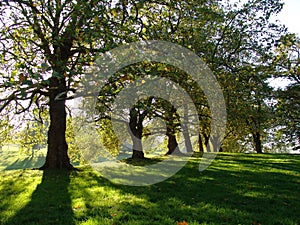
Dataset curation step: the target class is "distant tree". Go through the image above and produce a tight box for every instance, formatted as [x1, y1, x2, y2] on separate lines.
[206, 0, 286, 153]
[14, 117, 48, 157]
[272, 36, 300, 151]
[275, 84, 300, 151]
[0, 114, 13, 150]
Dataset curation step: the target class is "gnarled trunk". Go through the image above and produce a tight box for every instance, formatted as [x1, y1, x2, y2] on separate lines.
[40, 77, 73, 170]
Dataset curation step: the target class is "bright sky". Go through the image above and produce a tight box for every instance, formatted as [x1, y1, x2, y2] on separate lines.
[231, 0, 300, 35]
[268, 0, 300, 88]
[277, 0, 300, 35]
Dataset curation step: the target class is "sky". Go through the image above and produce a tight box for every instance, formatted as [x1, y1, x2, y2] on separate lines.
[268, 0, 300, 88]
[231, 0, 300, 35]
[277, 0, 300, 35]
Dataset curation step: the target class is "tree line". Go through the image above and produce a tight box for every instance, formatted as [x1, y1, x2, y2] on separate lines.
[0, 0, 299, 169]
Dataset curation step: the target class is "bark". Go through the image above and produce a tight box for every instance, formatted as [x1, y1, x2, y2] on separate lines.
[198, 133, 204, 153]
[129, 109, 145, 159]
[164, 104, 181, 155]
[165, 126, 179, 155]
[209, 135, 222, 152]
[131, 130, 144, 159]
[203, 132, 210, 152]
[201, 132, 222, 152]
[182, 126, 193, 153]
[252, 131, 263, 153]
[132, 149, 144, 159]
[182, 105, 193, 153]
[40, 77, 74, 170]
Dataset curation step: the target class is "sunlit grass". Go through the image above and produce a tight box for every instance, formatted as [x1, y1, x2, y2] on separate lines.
[0, 145, 46, 171]
[0, 170, 43, 223]
[0, 153, 299, 225]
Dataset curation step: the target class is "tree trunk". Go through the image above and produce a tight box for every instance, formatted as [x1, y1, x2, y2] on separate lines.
[165, 126, 179, 155]
[203, 133, 210, 152]
[131, 132, 144, 159]
[253, 131, 263, 153]
[132, 149, 144, 159]
[182, 125, 193, 152]
[164, 104, 180, 155]
[40, 77, 74, 170]
[198, 133, 204, 152]
[182, 105, 193, 153]
[129, 109, 145, 159]
[208, 135, 222, 152]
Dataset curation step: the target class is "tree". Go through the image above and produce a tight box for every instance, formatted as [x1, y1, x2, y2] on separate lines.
[154, 100, 181, 155]
[144, 0, 287, 153]
[0, 114, 13, 150]
[14, 118, 47, 156]
[95, 60, 202, 158]
[65, 117, 85, 165]
[272, 36, 300, 151]
[203, 0, 286, 153]
[0, 0, 290, 170]
[142, 97, 182, 156]
[0, 0, 138, 169]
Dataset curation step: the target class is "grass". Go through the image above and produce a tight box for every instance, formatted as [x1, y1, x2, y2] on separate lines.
[0, 145, 46, 171]
[0, 151, 299, 225]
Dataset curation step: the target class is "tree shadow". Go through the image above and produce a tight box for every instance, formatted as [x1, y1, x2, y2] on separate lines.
[84, 154, 300, 225]
[4, 170, 74, 225]
[3, 154, 45, 170]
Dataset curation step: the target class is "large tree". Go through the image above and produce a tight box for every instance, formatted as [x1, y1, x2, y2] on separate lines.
[0, 0, 135, 169]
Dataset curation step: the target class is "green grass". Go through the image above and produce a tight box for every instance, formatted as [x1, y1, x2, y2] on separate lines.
[0, 153, 299, 225]
[0, 145, 46, 171]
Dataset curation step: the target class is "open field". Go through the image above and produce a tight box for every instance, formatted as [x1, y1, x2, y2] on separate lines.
[0, 152, 299, 225]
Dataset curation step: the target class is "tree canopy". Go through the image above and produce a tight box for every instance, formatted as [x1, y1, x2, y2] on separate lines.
[0, 0, 299, 169]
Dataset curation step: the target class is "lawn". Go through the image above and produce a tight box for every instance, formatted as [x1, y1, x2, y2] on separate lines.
[0, 152, 299, 225]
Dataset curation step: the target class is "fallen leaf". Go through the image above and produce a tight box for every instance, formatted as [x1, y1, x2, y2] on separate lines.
[177, 221, 188, 225]
[252, 221, 261, 225]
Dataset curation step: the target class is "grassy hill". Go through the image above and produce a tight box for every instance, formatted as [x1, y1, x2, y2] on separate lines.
[0, 152, 299, 225]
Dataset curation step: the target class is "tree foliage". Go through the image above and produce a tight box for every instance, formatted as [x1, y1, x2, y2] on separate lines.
[0, 0, 298, 167]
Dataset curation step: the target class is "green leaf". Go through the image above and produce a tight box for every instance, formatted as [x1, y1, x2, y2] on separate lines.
[20, 89, 27, 98]
[52, 71, 61, 78]
[22, 80, 33, 86]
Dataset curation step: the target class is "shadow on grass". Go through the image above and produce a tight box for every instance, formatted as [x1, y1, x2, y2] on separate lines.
[121, 157, 164, 166]
[80, 154, 300, 225]
[4, 170, 75, 225]
[1, 154, 299, 225]
[5, 155, 45, 170]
